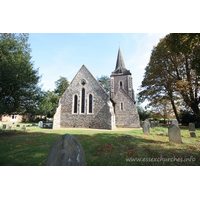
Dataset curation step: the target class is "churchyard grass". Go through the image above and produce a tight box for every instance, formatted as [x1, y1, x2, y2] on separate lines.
[0, 125, 199, 166]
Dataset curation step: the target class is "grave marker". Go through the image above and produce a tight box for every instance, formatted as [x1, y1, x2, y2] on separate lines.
[190, 132, 196, 137]
[38, 121, 43, 128]
[22, 125, 27, 131]
[3, 124, 7, 129]
[171, 119, 179, 127]
[143, 119, 150, 134]
[189, 123, 195, 131]
[46, 134, 85, 166]
[168, 124, 182, 143]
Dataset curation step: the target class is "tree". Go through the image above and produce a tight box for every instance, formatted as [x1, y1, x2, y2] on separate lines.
[37, 77, 69, 118]
[97, 75, 110, 93]
[136, 105, 151, 121]
[0, 33, 42, 116]
[165, 34, 200, 122]
[149, 98, 175, 123]
[54, 76, 69, 96]
[37, 90, 59, 118]
[165, 33, 200, 76]
[138, 38, 181, 122]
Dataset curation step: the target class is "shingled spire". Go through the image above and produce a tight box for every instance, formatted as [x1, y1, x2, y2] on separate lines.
[115, 47, 126, 70]
[111, 48, 131, 76]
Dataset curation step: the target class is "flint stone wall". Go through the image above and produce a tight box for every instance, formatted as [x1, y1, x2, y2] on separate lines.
[110, 75, 134, 99]
[113, 88, 140, 128]
[54, 66, 115, 130]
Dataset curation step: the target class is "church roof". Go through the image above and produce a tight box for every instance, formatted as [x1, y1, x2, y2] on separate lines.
[111, 47, 131, 76]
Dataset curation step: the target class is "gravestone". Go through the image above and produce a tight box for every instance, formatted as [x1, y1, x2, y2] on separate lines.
[171, 119, 179, 127]
[189, 123, 195, 131]
[22, 125, 27, 131]
[143, 119, 150, 134]
[0, 121, 1, 126]
[32, 124, 36, 126]
[190, 132, 196, 137]
[16, 125, 20, 127]
[168, 124, 182, 143]
[3, 124, 7, 129]
[38, 121, 43, 128]
[46, 134, 85, 166]
[8, 125, 13, 130]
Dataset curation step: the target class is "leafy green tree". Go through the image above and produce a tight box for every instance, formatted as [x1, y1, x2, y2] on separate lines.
[97, 75, 110, 93]
[37, 91, 59, 118]
[165, 33, 200, 122]
[165, 33, 200, 76]
[54, 76, 69, 96]
[37, 77, 69, 118]
[136, 105, 151, 121]
[0, 33, 42, 116]
[138, 38, 181, 122]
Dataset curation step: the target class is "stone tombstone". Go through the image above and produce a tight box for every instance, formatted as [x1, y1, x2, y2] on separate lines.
[168, 124, 182, 143]
[8, 125, 13, 130]
[16, 125, 20, 127]
[190, 132, 196, 137]
[46, 134, 85, 166]
[143, 119, 150, 134]
[0, 121, 1, 126]
[189, 123, 195, 131]
[171, 119, 179, 127]
[38, 121, 43, 128]
[22, 125, 27, 131]
[3, 124, 7, 129]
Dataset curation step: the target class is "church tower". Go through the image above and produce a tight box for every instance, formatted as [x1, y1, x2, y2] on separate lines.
[110, 47, 135, 102]
[110, 48, 140, 128]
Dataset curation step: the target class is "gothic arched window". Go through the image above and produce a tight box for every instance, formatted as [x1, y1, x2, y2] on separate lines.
[121, 102, 123, 110]
[120, 81, 122, 87]
[81, 88, 85, 113]
[89, 94, 93, 113]
[74, 95, 78, 113]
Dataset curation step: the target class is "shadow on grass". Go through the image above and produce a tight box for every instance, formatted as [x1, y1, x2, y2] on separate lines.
[0, 130, 199, 166]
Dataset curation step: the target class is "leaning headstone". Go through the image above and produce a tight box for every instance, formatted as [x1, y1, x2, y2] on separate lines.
[38, 121, 43, 128]
[189, 123, 195, 131]
[171, 119, 179, 127]
[22, 125, 27, 131]
[190, 132, 196, 137]
[3, 124, 7, 129]
[168, 124, 182, 143]
[143, 119, 150, 134]
[46, 134, 85, 166]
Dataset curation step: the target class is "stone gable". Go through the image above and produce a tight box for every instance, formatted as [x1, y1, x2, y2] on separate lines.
[53, 65, 115, 130]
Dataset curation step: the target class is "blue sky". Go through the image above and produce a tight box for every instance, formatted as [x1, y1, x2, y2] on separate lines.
[29, 33, 168, 99]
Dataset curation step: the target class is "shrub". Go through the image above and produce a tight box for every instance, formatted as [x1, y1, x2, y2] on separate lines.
[179, 110, 199, 127]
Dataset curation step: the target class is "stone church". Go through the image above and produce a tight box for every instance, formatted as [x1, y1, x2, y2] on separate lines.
[53, 48, 140, 130]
